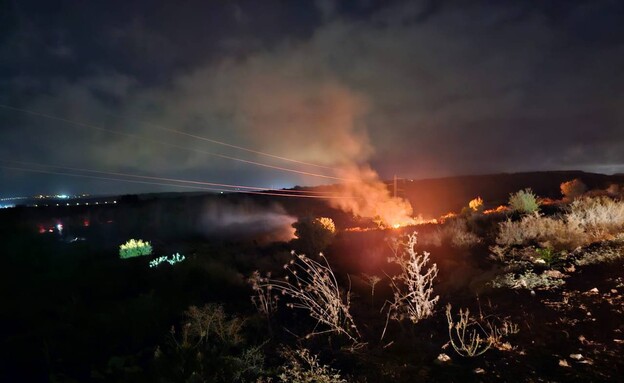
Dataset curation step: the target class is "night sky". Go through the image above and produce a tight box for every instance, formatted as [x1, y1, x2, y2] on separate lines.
[1, 0, 623, 197]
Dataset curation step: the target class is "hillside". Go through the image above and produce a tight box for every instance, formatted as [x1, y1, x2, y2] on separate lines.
[398, 171, 624, 217]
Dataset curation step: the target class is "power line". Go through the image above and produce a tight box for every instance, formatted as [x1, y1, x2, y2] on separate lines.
[0, 164, 355, 199]
[0, 104, 352, 182]
[1, 159, 345, 196]
[116, 114, 335, 170]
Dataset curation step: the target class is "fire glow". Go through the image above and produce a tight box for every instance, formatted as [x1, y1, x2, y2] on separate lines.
[346, 215, 438, 232]
[325, 165, 416, 228]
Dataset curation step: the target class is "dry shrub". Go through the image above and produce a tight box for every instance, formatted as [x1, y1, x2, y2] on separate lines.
[277, 348, 346, 383]
[445, 304, 519, 357]
[496, 213, 583, 250]
[496, 196, 624, 252]
[566, 197, 624, 241]
[606, 184, 622, 198]
[248, 271, 279, 318]
[418, 229, 443, 247]
[382, 233, 439, 339]
[163, 304, 265, 382]
[180, 304, 246, 347]
[447, 219, 481, 247]
[490, 270, 566, 290]
[315, 217, 336, 233]
[445, 304, 492, 357]
[257, 252, 361, 345]
[119, 238, 152, 259]
[561, 178, 587, 200]
[419, 218, 480, 248]
[508, 188, 540, 214]
[292, 217, 337, 255]
[361, 273, 382, 304]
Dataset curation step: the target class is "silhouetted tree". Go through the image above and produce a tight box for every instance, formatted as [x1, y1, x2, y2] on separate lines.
[291, 217, 336, 256]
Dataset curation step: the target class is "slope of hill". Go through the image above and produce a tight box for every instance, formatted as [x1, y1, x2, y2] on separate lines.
[398, 171, 624, 217]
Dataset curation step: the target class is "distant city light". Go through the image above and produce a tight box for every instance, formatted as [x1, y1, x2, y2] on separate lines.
[0, 196, 27, 201]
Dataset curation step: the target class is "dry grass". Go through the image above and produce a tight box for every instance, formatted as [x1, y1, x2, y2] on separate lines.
[257, 251, 361, 346]
[447, 219, 481, 247]
[566, 197, 624, 241]
[419, 218, 481, 248]
[418, 229, 443, 247]
[361, 273, 382, 304]
[490, 270, 566, 290]
[172, 304, 246, 349]
[277, 348, 346, 383]
[445, 304, 492, 357]
[249, 271, 279, 318]
[496, 197, 624, 252]
[445, 304, 519, 357]
[496, 213, 582, 250]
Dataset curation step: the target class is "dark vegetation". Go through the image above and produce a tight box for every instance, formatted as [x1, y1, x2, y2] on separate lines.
[2, 171, 624, 382]
[378, 170, 624, 216]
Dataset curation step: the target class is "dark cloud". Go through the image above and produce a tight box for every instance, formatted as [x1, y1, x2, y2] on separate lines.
[1, 0, 623, 197]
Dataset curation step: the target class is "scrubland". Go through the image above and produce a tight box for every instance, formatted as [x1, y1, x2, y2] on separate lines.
[2, 179, 624, 382]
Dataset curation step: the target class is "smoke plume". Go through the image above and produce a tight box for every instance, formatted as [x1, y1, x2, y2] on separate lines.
[218, 56, 415, 225]
[329, 164, 414, 226]
[199, 199, 296, 243]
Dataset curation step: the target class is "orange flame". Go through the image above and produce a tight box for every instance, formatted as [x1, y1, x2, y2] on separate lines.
[483, 205, 509, 214]
[327, 165, 414, 228]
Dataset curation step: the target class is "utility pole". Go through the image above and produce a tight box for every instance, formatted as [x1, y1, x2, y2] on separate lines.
[393, 174, 397, 198]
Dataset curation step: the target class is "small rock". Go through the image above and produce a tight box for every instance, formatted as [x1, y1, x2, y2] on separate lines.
[589, 287, 599, 294]
[474, 368, 485, 374]
[564, 265, 576, 273]
[611, 289, 618, 294]
[544, 270, 566, 278]
[570, 353, 583, 360]
[436, 353, 451, 364]
[534, 258, 547, 264]
[559, 359, 570, 368]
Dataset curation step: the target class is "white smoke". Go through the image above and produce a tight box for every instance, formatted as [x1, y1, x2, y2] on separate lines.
[199, 199, 296, 243]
